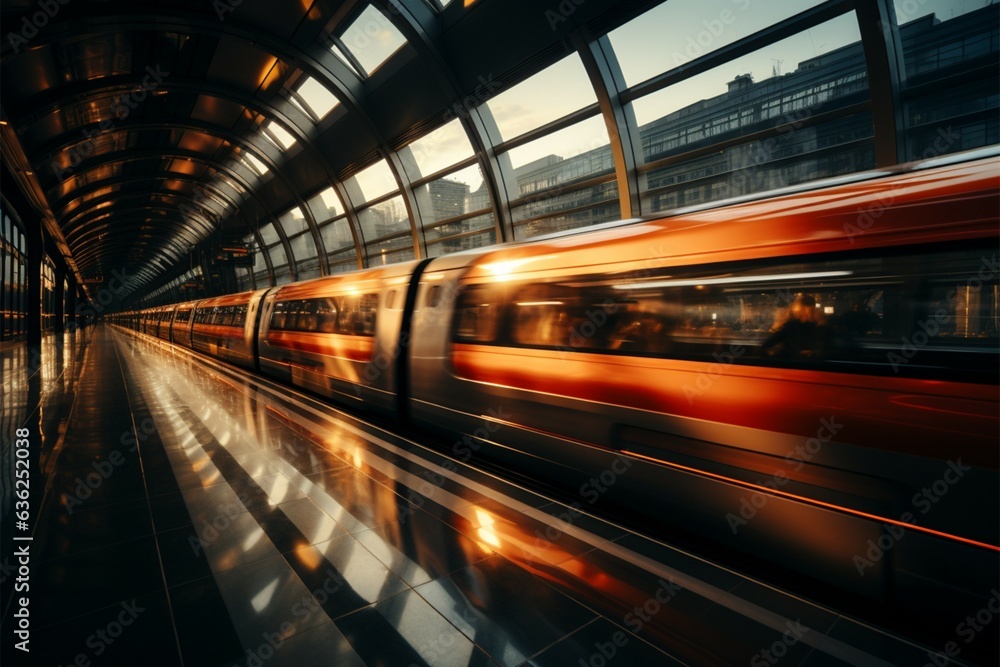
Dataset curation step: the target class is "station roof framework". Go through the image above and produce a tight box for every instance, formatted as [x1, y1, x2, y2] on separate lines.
[0, 0, 996, 308]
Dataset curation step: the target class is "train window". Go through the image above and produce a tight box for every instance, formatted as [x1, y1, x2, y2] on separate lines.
[453, 244, 998, 381]
[426, 286, 441, 308]
[296, 300, 320, 332]
[270, 301, 288, 330]
[176, 310, 191, 323]
[271, 295, 377, 336]
[231, 305, 247, 328]
[454, 286, 501, 343]
[284, 301, 300, 329]
[316, 298, 338, 333]
[339, 294, 378, 335]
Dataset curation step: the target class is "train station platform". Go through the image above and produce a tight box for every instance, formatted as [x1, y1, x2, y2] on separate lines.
[0, 325, 956, 666]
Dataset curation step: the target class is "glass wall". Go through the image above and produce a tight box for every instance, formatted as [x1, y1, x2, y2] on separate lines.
[891, 0, 998, 160]
[307, 186, 357, 275]
[400, 118, 497, 257]
[200, 0, 998, 298]
[610, 3, 875, 213]
[344, 160, 414, 267]
[1, 208, 27, 341]
[483, 54, 619, 239]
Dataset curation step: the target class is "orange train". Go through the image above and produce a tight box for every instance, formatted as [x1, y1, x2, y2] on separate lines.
[119, 150, 999, 633]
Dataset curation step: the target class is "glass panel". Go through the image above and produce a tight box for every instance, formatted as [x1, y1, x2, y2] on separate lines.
[506, 115, 614, 196]
[512, 181, 619, 223]
[268, 242, 288, 269]
[608, 0, 826, 88]
[892, 0, 992, 27]
[245, 152, 269, 175]
[297, 77, 340, 119]
[413, 164, 489, 226]
[288, 232, 317, 269]
[357, 195, 409, 242]
[643, 114, 875, 212]
[265, 121, 296, 150]
[629, 13, 874, 211]
[484, 54, 597, 143]
[630, 13, 866, 142]
[289, 94, 312, 120]
[351, 159, 397, 203]
[401, 118, 475, 180]
[297, 256, 322, 282]
[321, 217, 355, 253]
[330, 43, 361, 77]
[892, 1, 999, 160]
[258, 222, 279, 247]
[308, 187, 345, 223]
[340, 4, 408, 76]
[424, 212, 495, 242]
[279, 207, 308, 236]
[366, 235, 415, 266]
[513, 198, 621, 240]
[329, 247, 358, 274]
[427, 229, 497, 258]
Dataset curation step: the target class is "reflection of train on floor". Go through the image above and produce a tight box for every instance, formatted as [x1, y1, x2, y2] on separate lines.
[116, 153, 999, 635]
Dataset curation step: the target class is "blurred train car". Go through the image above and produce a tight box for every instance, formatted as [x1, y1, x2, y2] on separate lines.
[406, 154, 999, 615]
[190, 290, 266, 369]
[257, 261, 421, 413]
[155, 306, 174, 341]
[170, 302, 196, 348]
[122, 152, 999, 628]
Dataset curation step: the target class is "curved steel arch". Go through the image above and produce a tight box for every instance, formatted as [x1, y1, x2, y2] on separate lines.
[52, 172, 243, 219]
[9, 10, 434, 284]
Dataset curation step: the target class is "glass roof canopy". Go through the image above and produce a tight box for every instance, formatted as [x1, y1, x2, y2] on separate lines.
[1, 0, 995, 307]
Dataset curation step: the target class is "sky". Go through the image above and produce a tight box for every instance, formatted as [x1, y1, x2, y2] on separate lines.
[468, 0, 993, 168]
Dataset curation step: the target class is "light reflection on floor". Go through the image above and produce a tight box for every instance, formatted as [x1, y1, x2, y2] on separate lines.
[2, 325, 941, 666]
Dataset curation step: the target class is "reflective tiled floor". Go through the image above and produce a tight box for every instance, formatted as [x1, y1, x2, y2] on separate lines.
[1, 325, 944, 665]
